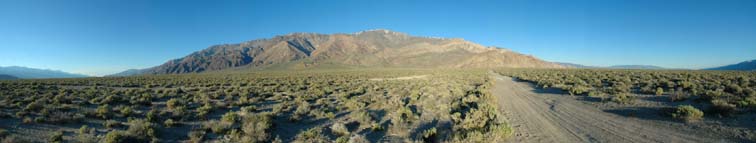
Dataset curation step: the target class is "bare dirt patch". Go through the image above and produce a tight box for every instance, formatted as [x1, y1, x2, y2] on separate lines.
[490, 73, 734, 143]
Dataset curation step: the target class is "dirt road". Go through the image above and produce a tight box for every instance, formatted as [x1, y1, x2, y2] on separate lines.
[491, 73, 728, 143]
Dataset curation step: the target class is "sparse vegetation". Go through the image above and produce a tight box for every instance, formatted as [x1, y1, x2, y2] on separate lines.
[497, 69, 756, 119]
[0, 69, 512, 142]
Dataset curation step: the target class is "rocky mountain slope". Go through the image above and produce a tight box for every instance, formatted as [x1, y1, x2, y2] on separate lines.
[114, 29, 564, 75]
[705, 59, 756, 71]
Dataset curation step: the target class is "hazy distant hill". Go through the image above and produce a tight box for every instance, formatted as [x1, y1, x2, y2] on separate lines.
[114, 29, 564, 75]
[0, 74, 18, 80]
[0, 66, 89, 79]
[555, 62, 596, 68]
[705, 60, 756, 71]
[557, 63, 667, 69]
[106, 69, 149, 77]
[607, 65, 666, 69]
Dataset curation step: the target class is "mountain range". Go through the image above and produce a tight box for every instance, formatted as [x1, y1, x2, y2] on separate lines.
[0, 74, 18, 80]
[0, 66, 89, 79]
[705, 60, 756, 71]
[556, 63, 667, 69]
[110, 29, 564, 76]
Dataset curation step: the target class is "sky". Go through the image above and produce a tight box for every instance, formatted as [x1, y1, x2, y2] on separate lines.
[0, 0, 755, 76]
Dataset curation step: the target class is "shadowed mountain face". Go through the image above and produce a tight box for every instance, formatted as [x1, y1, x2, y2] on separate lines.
[124, 29, 564, 75]
[706, 60, 756, 71]
[0, 74, 18, 80]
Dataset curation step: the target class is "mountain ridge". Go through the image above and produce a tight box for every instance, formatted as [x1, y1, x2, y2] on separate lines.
[110, 29, 565, 76]
[705, 59, 756, 71]
[556, 63, 668, 69]
[0, 74, 18, 80]
[0, 66, 89, 79]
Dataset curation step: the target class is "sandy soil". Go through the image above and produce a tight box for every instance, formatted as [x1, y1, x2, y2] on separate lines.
[490, 73, 737, 143]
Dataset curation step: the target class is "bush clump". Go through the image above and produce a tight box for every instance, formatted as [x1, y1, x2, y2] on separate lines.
[710, 100, 737, 117]
[610, 93, 635, 104]
[103, 119, 157, 143]
[671, 105, 704, 122]
[293, 127, 330, 143]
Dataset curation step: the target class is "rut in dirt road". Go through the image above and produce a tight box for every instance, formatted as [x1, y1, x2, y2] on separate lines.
[490, 73, 727, 143]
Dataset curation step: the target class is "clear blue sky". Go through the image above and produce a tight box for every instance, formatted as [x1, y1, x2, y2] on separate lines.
[1, 0, 755, 76]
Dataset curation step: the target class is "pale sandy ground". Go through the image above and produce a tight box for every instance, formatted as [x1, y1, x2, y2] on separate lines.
[490, 72, 741, 143]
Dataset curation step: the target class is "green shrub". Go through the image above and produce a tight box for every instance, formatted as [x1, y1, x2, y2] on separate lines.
[568, 85, 589, 96]
[164, 119, 177, 127]
[348, 134, 369, 143]
[103, 131, 128, 143]
[330, 122, 350, 136]
[120, 106, 133, 117]
[146, 108, 158, 122]
[187, 130, 205, 143]
[104, 120, 121, 129]
[125, 119, 156, 141]
[710, 100, 736, 117]
[335, 136, 349, 143]
[79, 125, 93, 134]
[96, 104, 111, 119]
[196, 103, 213, 119]
[48, 130, 64, 143]
[422, 127, 438, 142]
[587, 91, 605, 98]
[655, 87, 664, 96]
[610, 93, 635, 104]
[0, 128, 8, 138]
[241, 106, 257, 113]
[203, 120, 232, 134]
[293, 127, 330, 143]
[166, 98, 184, 110]
[671, 105, 704, 122]
[75, 131, 99, 143]
[221, 112, 238, 123]
[227, 113, 274, 142]
[34, 117, 45, 123]
[370, 122, 384, 131]
[22, 117, 32, 124]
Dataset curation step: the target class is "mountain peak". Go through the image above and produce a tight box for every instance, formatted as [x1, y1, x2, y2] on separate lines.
[112, 30, 564, 75]
[353, 29, 405, 35]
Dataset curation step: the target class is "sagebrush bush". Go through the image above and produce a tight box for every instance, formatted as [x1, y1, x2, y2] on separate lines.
[96, 104, 111, 119]
[187, 130, 205, 143]
[166, 98, 184, 110]
[48, 130, 63, 143]
[671, 105, 704, 122]
[125, 119, 156, 141]
[103, 131, 128, 143]
[293, 127, 330, 143]
[203, 120, 232, 134]
[236, 113, 273, 142]
[164, 119, 177, 127]
[710, 100, 736, 117]
[610, 93, 635, 104]
[330, 122, 350, 136]
[104, 120, 120, 129]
